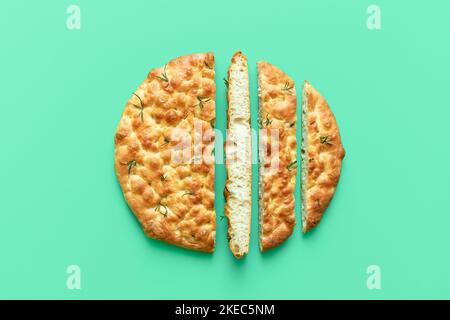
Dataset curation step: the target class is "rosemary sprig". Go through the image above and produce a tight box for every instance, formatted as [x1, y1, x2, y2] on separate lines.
[161, 137, 170, 146]
[194, 96, 211, 109]
[160, 174, 167, 181]
[281, 82, 294, 93]
[224, 186, 232, 195]
[320, 135, 333, 145]
[287, 160, 297, 171]
[289, 121, 296, 127]
[182, 190, 196, 196]
[223, 77, 229, 88]
[204, 60, 213, 69]
[264, 114, 272, 126]
[155, 65, 169, 82]
[132, 93, 144, 121]
[155, 202, 168, 217]
[125, 160, 137, 176]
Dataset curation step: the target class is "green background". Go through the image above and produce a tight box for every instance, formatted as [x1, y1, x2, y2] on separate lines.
[1, 0, 449, 299]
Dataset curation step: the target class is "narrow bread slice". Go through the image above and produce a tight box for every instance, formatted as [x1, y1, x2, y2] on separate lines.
[257, 61, 297, 252]
[301, 81, 345, 233]
[114, 53, 216, 252]
[224, 51, 252, 258]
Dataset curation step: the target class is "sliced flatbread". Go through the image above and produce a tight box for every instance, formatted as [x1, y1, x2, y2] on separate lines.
[257, 61, 297, 252]
[224, 51, 252, 258]
[301, 81, 345, 233]
[114, 53, 216, 252]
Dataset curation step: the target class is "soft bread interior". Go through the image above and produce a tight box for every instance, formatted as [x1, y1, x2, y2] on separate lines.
[301, 84, 308, 232]
[226, 53, 251, 257]
[257, 65, 264, 251]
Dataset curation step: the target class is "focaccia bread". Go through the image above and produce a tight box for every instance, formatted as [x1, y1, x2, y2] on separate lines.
[301, 81, 345, 233]
[114, 53, 216, 252]
[257, 61, 297, 252]
[224, 51, 252, 258]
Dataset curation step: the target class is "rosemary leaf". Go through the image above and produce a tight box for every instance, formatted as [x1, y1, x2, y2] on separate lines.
[320, 135, 333, 145]
[155, 202, 168, 217]
[161, 137, 170, 146]
[264, 114, 272, 126]
[281, 82, 294, 93]
[204, 61, 213, 69]
[155, 65, 169, 82]
[224, 186, 232, 195]
[287, 160, 297, 171]
[195, 96, 211, 109]
[127, 160, 137, 176]
[182, 190, 196, 197]
[132, 93, 144, 121]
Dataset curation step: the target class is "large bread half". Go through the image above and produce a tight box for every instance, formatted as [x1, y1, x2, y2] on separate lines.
[257, 61, 297, 252]
[114, 53, 216, 252]
[301, 81, 345, 233]
[224, 51, 252, 258]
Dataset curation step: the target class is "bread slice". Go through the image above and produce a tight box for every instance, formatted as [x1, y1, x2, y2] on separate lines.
[257, 61, 297, 252]
[114, 53, 216, 252]
[224, 51, 252, 258]
[301, 81, 345, 233]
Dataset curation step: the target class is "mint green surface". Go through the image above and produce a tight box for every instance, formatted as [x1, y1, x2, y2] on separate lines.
[1, 0, 449, 299]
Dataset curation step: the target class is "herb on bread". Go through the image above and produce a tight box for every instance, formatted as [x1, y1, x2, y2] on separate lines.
[224, 186, 232, 195]
[132, 93, 144, 121]
[182, 190, 196, 196]
[320, 135, 333, 145]
[155, 65, 169, 82]
[155, 202, 168, 217]
[281, 82, 294, 93]
[287, 160, 297, 171]
[161, 137, 170, 146]
[195, 96, 211, 109]
[264, 114, 272, 126]
[204, 60, 213, 70]
[126, 160, 137, 176]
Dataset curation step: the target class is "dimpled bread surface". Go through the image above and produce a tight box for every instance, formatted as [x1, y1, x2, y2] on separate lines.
[114, 53, 216, 252]
[301, 81, 345, 233]
[257, 61, 297, 252]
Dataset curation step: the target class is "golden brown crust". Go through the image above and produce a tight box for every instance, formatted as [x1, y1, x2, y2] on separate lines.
[224, 51, 251, 258]
[257, 61, 297, 252]
[302, 81, 345, 233]
[114, 53, 216, 252]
